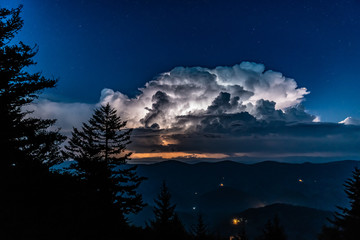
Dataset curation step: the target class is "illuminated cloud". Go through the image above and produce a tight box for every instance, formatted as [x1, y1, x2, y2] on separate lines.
[339, 117, 360, 125]
[29, 62, 360, 161]
[100, 62, 312, 129]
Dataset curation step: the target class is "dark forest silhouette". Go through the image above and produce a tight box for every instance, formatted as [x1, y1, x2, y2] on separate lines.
[1, 5, 360, 240]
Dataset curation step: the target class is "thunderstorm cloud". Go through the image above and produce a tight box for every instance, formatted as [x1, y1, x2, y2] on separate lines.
[100, 62, 311, 129]
[30, 62, 360, 161]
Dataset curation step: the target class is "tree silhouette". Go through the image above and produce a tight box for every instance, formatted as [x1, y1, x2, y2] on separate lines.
[64, 103, 145, 221]
[0, 6, 89, 239]
[192, 213, 215, 240]
[319, 167, 360, 240]
[257, 215, 287, 240]
[149, 181, 189, 240]
[0, 5, 64, 171]
[152, 181, 177, 225]
[193, 213, 207, 239]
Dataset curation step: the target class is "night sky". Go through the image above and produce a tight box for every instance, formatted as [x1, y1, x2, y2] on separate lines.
[3, 0, 360, 161]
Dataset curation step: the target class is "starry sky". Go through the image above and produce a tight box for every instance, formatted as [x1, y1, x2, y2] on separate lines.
[3, 0, 360, 162]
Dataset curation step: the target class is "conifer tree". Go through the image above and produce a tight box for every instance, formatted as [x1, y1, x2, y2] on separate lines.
[193, 213, 207, 239]
[192, 213, 214, 240]
[149, 181, 189, 240]
[152, 181, 177, 226]
[319, 167, 360, 240]
[0, 6, 81, 239]
[257, 215, 287, 240]
[0, 5, 64, 170]
[64, 103, 145, 220]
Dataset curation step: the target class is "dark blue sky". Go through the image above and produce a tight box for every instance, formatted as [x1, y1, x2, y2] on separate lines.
[3, 0, 360, 122]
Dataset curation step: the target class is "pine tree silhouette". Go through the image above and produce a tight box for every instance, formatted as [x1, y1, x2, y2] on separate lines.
[0, 6, 82, 239]
[64, 103, 146, 222]
[193, 213, 208, 240]
[319, 167, 360, 240]
[149, 181, 189, 240]
[152, 181, 177, 225]
[192, 213, 216, 240]
[257, 215, 287, 240]
[0, 5, 65, 171]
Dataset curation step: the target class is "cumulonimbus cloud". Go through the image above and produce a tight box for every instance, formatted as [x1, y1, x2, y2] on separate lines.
[28, 62, 360, 161]
[100, 62, 312, 130]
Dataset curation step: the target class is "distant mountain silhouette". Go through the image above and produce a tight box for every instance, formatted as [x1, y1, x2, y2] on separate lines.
[56, 159, 359, 239]
[214, 203, 332, 240]
[135, 160, 360, 212]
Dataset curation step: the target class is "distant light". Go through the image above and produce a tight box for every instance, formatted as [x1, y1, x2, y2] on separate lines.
[192, 207, 196, 210]
[194, 192, 198, 195]
[232, 217, 247, 225]
[232, 218, 240, 225]
[219, 183, 224, 187]
[298, 179, 303, 183]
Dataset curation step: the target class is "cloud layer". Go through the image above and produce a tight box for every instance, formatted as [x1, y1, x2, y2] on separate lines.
[27, 100, 93, 135]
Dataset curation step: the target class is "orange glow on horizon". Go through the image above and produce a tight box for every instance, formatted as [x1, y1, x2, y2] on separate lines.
[131, 152, 229, 159]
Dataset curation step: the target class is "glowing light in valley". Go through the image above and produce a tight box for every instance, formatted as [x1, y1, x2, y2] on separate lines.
[219, 183, 224, 187]
[298, 179, 303, 183]
[232, 218, 240, 225]
[231, 217, 247, 225]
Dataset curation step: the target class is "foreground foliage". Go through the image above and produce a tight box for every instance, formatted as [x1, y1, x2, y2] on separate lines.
[0, 6, 64, 170]
[319, 167, 360, 240]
